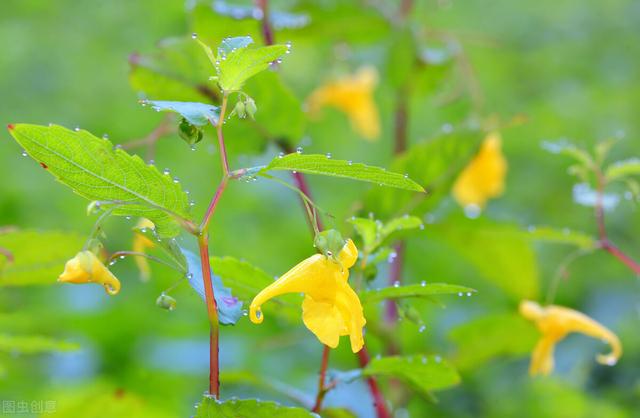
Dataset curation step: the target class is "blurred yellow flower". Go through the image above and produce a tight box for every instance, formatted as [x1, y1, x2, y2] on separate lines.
[453, 132, 507, 209]
[133, 218, 155, 281]
[58, 250, 121, 295]
[249, 239, 366, 352]
[306, 67, 380, 141]
[520, 300, 622, 376]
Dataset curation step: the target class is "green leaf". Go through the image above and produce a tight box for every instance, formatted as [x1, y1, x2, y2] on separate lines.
[221, 371, 313, 407]
[361, 283, 476, 304]
[321, 408, 358, 418]
[217, 37, 288, 91]
[194, 396, 319, 418]
[348, 215, 424, 254]
[0, 334, 79, 354]
[128, 37, 217, 102]
[365, 130, 482, 217]
[430, 219, 539, 299]
[141, 100, 219, 126]
[526, 226, 597, 250]
[363, 354, 460, 398]
[183, 250, 243, 325]
[218, 36, 254, 55]
[261, 154, 425, 192]
[9, 124, 192, 238]
[448, 312, 537, 370]
[542, 140, 593, 167]
[0, 230, 85, 286]
[605, 158, 640, 182]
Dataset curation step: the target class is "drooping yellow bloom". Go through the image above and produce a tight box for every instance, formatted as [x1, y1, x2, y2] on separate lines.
[452, 132, 507, 209]
[306, 67, 380, 141]
[250, 239, 366, 352]
[520, 300, 622, 376]
[132, 218, 155, 281]
[58, 251, 121, 296]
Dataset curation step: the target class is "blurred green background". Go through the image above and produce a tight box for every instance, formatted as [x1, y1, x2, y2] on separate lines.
[1, 0, 639, 417]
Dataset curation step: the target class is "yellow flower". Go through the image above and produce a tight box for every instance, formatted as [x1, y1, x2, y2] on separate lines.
[306, 67, 380, 141]
[58, 251, 121, 296]
[249, 239, 366, 352]
[133, 218, 155, 281]
[452, 132, 507, 209]
[520, 300, 622, 376]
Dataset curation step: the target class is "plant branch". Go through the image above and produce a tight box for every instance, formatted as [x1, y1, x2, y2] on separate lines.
[594, 168, 640, 275]
[357, 348, 392, 418]
[256, 0, 275, 46]
[120, 115, 174, 160]
[311, 345, 331, 412]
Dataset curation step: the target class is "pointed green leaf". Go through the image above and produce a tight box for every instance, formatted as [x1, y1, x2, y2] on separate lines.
[605, 158, 640, 182]
[218, 36, 254, 55]
[218, 42, 288, 91]
[363, 354, 460, 397]
[261, 154, 425, 192]
[361, 283, 476, 304]
[141, 100, 219, 126]
[0, 230, 85, 286]
[9, 124, 192, 237]
[194, 396, 319, 418]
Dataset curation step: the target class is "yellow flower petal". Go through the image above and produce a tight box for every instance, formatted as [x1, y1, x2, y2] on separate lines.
[59, 251, 121, 296]
[249, 239, 366, 352]
[520, 300, 622, 376]
[133, 218, 155, 281]
[453, 132, 507, 209]
[306, 67, 380, 141]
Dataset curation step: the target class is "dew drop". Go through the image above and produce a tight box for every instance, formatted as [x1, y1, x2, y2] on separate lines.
[292, 170, 297, 174]
[189, 200, 196, 206]
[102, 134, 109, 139]
[125, 216, 132, 220]
[185, 273, 193, 279]
[419, 224, 425, 230]
[347, 160, 353, 165]
[296, 146, 303, 154]
[74, 126, 80, 132]
[191, 33, 198, 39]
[21, 151, 27, 157]
[403, 173, 409, 178]
[393, 281, 400, 288]
[173, 177, 180, 184]
[457, 292, 463, 297]
[435, 355, 442, 363]
[326, 152, 332, 159]
[119, 255, 125, 260]
[421, 356, 427, 364]
[278, 152, 284, 158]
[148, 159, 155, 166]
[163, 168, 170, 175]
[466, 292, 472, 297]
[419, 325, 426, 333]
[421, 280, 426, 287]
[190, 145, 196, 151]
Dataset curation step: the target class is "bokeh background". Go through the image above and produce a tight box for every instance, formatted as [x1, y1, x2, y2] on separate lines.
[1, 0, 639, 417]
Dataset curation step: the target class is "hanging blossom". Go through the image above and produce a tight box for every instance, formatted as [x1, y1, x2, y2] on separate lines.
[520, 300, 622, 376]
[453, 132, 507, 210]
[306, 66, 380, 141]
[249, 239, 366, 352]
[58, 251, 121, 296]
[132, 218, 155, 281]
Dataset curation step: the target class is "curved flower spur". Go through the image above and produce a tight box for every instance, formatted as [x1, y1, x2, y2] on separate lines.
[249, 230, 366, 353]
[58, 250, 121, 295]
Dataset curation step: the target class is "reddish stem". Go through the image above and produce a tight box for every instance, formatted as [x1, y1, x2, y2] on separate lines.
[311, 345, 331, 412]
[357, 348, 392, 418]
[198, 235, 220, 397]
[393, 90, 408, 155]
[594, 169, 640, 275]
[200, 177, 228, 233]
[256, 0, 275, 46]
